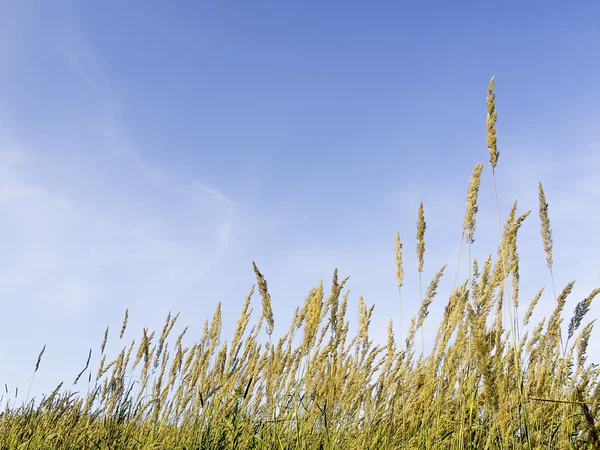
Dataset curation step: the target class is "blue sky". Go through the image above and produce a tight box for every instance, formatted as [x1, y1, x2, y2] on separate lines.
[1, 1, 598, 402]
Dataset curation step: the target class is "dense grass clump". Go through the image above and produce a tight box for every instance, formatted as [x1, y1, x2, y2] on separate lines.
[1, 78, 599, 449]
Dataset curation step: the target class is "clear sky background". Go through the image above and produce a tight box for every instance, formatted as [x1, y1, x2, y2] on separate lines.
[0, 1, 598, 402]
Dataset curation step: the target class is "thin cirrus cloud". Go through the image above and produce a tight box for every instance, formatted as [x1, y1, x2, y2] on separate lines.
[0, 33, 239, 399]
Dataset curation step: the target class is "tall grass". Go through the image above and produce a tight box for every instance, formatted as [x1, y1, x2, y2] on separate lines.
[1, 78, 599, 449]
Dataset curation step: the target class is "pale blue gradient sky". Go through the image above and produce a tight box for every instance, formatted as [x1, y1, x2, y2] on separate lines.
[0, 1, 598, 402]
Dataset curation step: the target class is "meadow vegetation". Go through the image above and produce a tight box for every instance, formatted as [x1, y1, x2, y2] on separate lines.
[1, 78, 599, 449]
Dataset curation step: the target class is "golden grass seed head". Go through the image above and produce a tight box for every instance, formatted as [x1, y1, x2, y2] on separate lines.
[547, 281, 576, 342]
[511, 248, 521, 309]
[577, 320, 596, 370]
[524, 288, 545, 327]
[144, 331, 153, 366]
[384, 319, 396, 372]
[160, 312, 172, 338]
[336, 290, 350, 340]
[358, 296, 369, 346]
[154, 313, 173, 370]
[499, 201, 518, 254]
[556, 281, 576, 312]
[101, 326, 109, 355]
[486, 76, 499, 169]
[166, 312, 180, 339]
[416, 202, 426, 273]
[113, 347, 125, 377]
[395, 231, 404, 289]
[133, 327, 149, 369]
[200, 317, 209, 347]
[463, 162, 484, 245]
[209, 302, 222, 344]
[417, 265, 447, 329]
[253, 261, 274, 336]
[386, 319, 396, 358]
[123, 339, 135, 371]
[331, 267, 338, 290]
[97, 356, 116, 381]
[477, 254, 493, 298]
[406, 316, 416, 351]
[502, 207, 530, 257]
[120, 309, 128, 340]
[175, 326, 188, 348]
[230, 289, 254, 368]
[169, 347, 185, 381]
[303, 280, 324, 352]
[182, 343, 197, 377]
[538, 182, 554, 270]
[96, 353, 106, 381]
[472, 257, 480, 282]
[328, 269, 348, 339]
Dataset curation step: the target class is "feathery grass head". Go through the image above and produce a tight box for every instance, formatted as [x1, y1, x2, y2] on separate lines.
[133, 327, 150, 369]
[568, 288, 600, 341]
[386, 319, 395, 352]
[357, 296, 375, 349]
[486, 76, 499, 169]
[576, 320, 596, 370]
[303, 280, 324, 353]
[463, 162, 484, 245]
[101, 327, 109, 355]
[328, 268, 348, 339]
[416, 265, 447, 329]
[547, 281, 576, 342]
[120, 309, 129, 340]
[523, 288, 544, 327]
[155, 312, 175, 370]
[209, 302, 222, 344]
[405, 316, 416, 351]
[395, 231, 404, 290]
[416, 202, 426, 273]
[358, 296, 368, 346]
[35, 345, 46, 373]
[253, 261, 274, 337]
[538, 182, 554, 271]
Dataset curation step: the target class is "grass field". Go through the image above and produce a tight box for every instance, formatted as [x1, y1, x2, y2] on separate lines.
[1, 78, 598, 449]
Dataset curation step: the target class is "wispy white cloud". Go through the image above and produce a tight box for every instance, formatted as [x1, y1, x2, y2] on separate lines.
[0, 20, 241, 401]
